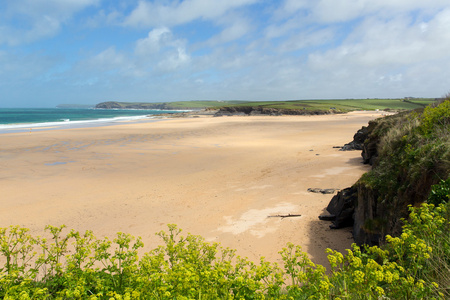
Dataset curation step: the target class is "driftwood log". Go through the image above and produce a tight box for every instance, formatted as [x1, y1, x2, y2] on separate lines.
[268, 214, 301, 219]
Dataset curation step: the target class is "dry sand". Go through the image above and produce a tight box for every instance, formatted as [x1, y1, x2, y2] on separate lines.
[0, 111, 386, 267]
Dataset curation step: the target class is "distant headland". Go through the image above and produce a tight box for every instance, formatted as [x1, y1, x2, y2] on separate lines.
[94, 98, 437, 115]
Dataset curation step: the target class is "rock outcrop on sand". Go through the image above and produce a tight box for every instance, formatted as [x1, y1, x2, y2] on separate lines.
[340, 127, 368, 151]
[320, 187, 358, 229]
[307, 188, 338, 194]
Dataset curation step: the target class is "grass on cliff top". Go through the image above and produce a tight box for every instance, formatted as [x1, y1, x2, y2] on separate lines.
[100, 98, 436, 111]
[218, 98, 436, 112]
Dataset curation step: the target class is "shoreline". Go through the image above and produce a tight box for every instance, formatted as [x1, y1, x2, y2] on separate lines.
[0, 111, 387, 267]
[0, 107, 191, 134]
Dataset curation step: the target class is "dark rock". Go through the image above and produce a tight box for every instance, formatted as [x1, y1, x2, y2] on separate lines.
[325, 186, 358, 229]
[361, 121, 380, 165]
[340, 126, 369, 151]
[321, 189, 336, 194]
[307, 188, 338, 194]
[352, 184, 385, 246]
[318, 214, 336, 221]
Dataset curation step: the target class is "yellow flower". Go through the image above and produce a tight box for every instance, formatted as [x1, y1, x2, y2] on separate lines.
[351, 257, 362, 268]
[353, 270, 365, 284]
[384, 271, 393, 283]
[319, 280, 330, 291]
[416, 279, 425, 289]
[374, 270, 384, 282]
[375, 286, 385, 295]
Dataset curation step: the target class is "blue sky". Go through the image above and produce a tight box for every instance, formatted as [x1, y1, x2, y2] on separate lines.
[1, 0, 450, 107]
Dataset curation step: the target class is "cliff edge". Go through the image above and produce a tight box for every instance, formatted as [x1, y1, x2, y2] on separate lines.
[324, 99, 450, 246]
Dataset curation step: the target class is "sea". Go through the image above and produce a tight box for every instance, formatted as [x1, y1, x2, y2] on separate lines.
[0, 108, 183, 133]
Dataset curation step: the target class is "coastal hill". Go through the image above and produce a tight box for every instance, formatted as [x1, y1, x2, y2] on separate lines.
[94, 100, 249, 110]
[95, 98, 436, 114]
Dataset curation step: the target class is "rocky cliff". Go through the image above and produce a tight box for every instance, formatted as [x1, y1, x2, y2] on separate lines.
[324, 100, 450, 246]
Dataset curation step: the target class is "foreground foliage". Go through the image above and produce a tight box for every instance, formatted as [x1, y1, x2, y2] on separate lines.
[1, 200, 448, 299]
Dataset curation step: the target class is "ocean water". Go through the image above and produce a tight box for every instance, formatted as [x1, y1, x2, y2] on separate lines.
[0, 108, 182, 132]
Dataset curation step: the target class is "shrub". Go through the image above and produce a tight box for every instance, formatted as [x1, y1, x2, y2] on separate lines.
[428, 178, 450, 206]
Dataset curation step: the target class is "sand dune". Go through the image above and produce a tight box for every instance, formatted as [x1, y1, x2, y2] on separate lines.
[0, 111, 386, 267]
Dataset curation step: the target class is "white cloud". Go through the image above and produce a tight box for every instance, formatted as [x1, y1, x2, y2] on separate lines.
[300, 0, 450, 23]
[0, 0, 100, 45]
[277, 27, 335, 52]
[70, 26, 192, 87]
[308, 7, 450, 71]
[88, 47, 128, 70]
[205, 18, 251, 46]
[134, 27, 191, 72]
[158, 47, 191, 71]
[123, 0, 258, 27]
[135, 27, 172, 55]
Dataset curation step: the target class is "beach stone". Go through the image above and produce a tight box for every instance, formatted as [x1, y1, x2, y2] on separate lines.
[318, 214, 336, 221]
[308, 188, 338, 194]
[321, 189, 336, 194]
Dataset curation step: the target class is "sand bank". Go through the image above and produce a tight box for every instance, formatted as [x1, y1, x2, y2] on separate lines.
[0, 111, 386, 267]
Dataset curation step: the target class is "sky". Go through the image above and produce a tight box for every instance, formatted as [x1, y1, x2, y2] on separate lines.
[1, 0, 450, 108]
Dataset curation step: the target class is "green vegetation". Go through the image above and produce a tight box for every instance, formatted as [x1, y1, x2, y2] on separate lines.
[357, 99, 450, 238]
[96, 98, 436, 112]
[218, 98, 436, 112]
[0, 198, 448, 299]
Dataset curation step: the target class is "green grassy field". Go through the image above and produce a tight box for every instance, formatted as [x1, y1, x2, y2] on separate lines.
[97, 98, 437, 112]
[217, 98, 436, 112]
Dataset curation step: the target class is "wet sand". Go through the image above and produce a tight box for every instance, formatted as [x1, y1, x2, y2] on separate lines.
[0, 111, 385, 267]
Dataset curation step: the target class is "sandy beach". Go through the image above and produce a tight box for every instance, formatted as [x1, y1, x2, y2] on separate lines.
[0, 111, 386, 267]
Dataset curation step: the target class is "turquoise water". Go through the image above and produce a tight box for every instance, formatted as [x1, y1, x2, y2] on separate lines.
[0, 108, 184, 133]
[0, 108, 179, 125]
